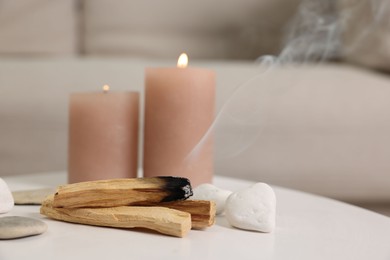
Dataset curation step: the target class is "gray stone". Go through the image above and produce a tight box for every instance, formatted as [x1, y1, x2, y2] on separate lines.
[0, 216, 47, 239]
[12, 188, 55, 205]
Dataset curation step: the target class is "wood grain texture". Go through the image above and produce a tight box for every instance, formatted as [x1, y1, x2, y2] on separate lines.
[53, 177, 192, 208]
[138, 200, 216, 229]
[41, 195, 191, 238]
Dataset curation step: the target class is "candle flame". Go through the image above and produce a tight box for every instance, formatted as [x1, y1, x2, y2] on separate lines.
[177, 53, 188, 68]
[103, 84, 110, 93]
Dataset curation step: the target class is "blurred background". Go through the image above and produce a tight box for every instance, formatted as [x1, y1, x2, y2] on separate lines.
[1, 0, 389, 65]
[0, 0, 390, 215]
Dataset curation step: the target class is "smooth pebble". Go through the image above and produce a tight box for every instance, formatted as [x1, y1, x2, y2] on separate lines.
[0, 178, 14, 214]
[0, 216, 47, 239]
[225, 182, 276, 233]
[191, 183, 232, 215]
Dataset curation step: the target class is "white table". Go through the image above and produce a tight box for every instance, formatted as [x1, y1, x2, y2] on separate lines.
[1, 172, 390, 260]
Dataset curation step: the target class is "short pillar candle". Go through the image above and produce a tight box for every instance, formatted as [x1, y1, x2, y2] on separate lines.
[143, 54, 216, 187]
[68, 85, 139, 183]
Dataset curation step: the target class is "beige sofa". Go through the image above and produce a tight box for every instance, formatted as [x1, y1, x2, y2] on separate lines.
[1, 0, 390, 214]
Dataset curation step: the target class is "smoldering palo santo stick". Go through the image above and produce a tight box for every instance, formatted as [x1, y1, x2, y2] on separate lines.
[53, 177, 192, 208]
[41, 195, 191, 238]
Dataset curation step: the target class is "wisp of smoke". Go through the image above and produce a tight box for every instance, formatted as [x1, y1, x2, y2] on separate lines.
[186, 0, 389, 163]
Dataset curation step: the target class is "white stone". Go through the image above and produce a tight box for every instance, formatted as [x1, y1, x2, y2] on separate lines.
[225, 182, 276, 233]
[0, 178, 14, 214]
[12, 188, 56, 205]
[191, 183, 232, 215]
[0, 216, 47, 239]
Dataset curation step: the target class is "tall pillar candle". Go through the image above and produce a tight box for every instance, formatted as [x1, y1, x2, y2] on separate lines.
[143, 54, 215, 187]
[68, 86, 139, 183]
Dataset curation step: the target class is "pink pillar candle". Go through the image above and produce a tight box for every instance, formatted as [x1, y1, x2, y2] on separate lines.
[143, 54, 216, 187]
[68, 86, 139, 183]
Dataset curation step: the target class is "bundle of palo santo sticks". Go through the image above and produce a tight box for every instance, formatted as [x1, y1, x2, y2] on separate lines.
[40, 177, 216, 237]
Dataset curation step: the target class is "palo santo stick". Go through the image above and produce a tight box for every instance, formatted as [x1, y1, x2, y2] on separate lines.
[162, 200, 216, 229]
[53, 177, 192, 208]
[41, 195, 191, 238]
[138, 200, 216, 229]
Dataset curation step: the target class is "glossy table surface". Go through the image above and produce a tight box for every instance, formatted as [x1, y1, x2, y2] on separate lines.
[1, 172, 390, 260]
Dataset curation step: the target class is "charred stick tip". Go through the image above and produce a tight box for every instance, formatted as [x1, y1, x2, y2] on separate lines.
[157, 176, 193, 202]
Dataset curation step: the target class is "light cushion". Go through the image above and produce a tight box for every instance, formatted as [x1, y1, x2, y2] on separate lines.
[83, 0, 301, 59]
[340, 0, 390, 71]
[0, 0, 78, 56]
[216, 63, 390, 203]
